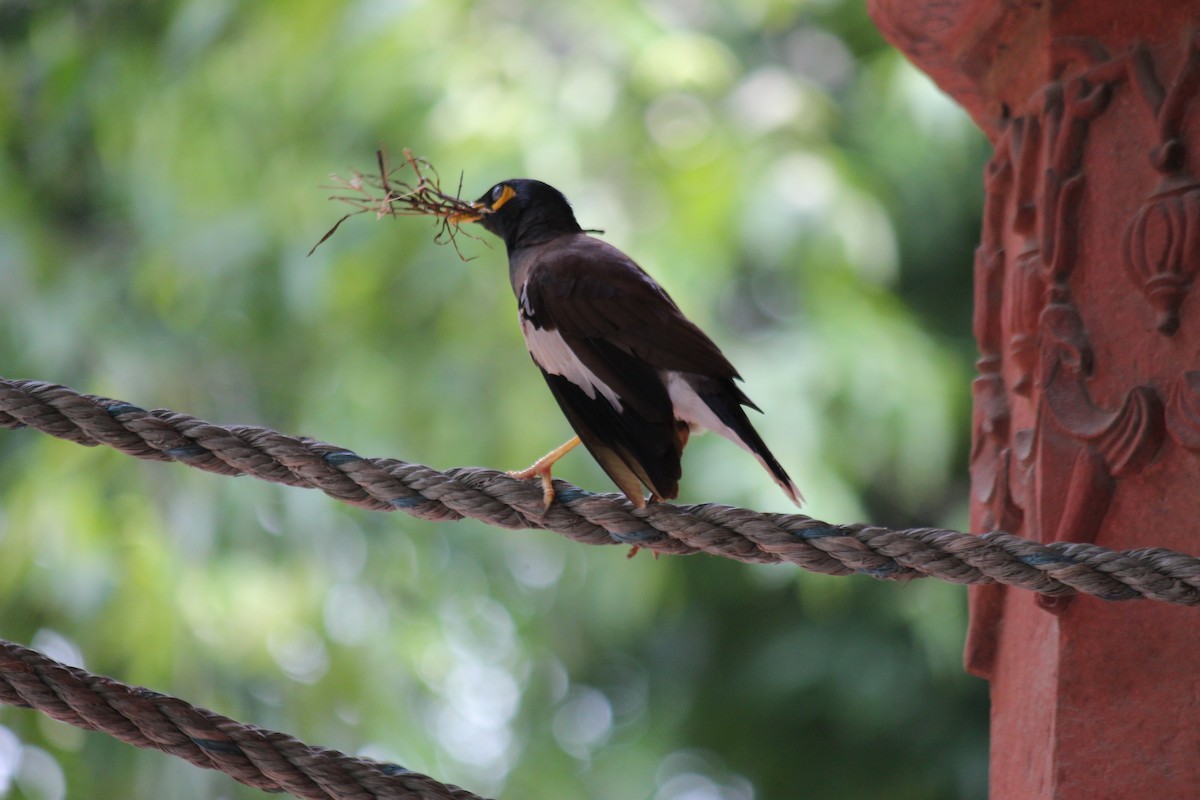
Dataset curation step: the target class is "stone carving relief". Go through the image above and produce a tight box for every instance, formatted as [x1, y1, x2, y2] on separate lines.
[969, 37, 1175, 572]
[970, 134, 1023, 535]
[1123, 33, 1200, 335]
[1166, 370, 1200, 451]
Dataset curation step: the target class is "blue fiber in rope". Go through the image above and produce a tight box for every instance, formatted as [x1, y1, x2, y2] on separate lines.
[1018, 551, 1075, 566]
[105, 403, 145, 416]
[166, 444, 208, 458]
[858, 562, 904, 578]
[389, 496, 428, 509]
[323, 451, 364, 465]
[191, 737, 244, 755]
[796, 525, 845, 539]
[609, 529, 665, 544]
[552, 487, 590, 504]
[379, 763, 416, 776]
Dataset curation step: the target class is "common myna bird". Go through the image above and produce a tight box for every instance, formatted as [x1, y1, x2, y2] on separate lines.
[452, 179, 801, 510]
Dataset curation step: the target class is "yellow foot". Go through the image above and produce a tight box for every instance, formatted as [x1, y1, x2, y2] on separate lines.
[508, 436, 581, 512]
[626, 545, 661, 560]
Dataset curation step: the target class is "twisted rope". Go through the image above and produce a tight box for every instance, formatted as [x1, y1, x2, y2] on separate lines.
[2, 377, 1199, 605]
[0, 638, 486, 800]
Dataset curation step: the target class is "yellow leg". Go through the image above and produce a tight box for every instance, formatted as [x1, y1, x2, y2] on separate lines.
[509, 436, 581, 511]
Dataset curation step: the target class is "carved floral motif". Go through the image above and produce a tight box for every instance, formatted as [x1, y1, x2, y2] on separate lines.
[1123, 185, 1200, 334]
[1122, 32, 1200, 335]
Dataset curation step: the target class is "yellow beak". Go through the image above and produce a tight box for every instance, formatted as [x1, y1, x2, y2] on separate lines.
[447, 201, 487, 225]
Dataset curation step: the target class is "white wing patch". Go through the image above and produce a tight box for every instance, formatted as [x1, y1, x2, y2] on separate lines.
[666, 371, 731, 441]
[521, 315, 624, 411]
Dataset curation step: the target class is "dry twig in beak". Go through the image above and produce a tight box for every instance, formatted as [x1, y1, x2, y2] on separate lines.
[310, 148, 484, 259]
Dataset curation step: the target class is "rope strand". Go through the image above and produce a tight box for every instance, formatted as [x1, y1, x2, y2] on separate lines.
[3, 377, 1199, 605]
[0, 639, 485, 800]
[2, 375, 1199, 798]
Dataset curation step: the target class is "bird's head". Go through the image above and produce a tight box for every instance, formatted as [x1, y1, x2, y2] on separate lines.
[451, 179, 583, 251]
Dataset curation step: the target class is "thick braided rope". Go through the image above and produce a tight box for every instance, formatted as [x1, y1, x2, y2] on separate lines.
[0, 638, 486, 800]
[3, 377, 1199, 605]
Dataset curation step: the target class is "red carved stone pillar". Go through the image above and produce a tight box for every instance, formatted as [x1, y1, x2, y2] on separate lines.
[867, 3, 1200, 797]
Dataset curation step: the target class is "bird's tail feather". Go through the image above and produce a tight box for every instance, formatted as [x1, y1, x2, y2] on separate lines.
[681, 377, 802, 507]
[725, 410, 803, 506]
[747, 444, 804, 507]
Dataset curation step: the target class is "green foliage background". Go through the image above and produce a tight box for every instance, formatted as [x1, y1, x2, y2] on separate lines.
[0, 1, 990, 798]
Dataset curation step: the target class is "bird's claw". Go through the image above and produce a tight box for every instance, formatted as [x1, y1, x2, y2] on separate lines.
[508, 465, 556, 513]
[508, 436, 581, 515]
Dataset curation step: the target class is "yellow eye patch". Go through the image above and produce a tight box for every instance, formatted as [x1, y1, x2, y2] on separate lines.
[490, 184, 517, 211]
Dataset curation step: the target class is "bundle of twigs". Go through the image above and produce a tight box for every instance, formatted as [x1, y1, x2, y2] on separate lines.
[310, 149, 483, 257]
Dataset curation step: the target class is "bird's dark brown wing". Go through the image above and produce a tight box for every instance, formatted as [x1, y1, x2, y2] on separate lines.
[522, 236, 742, 380]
